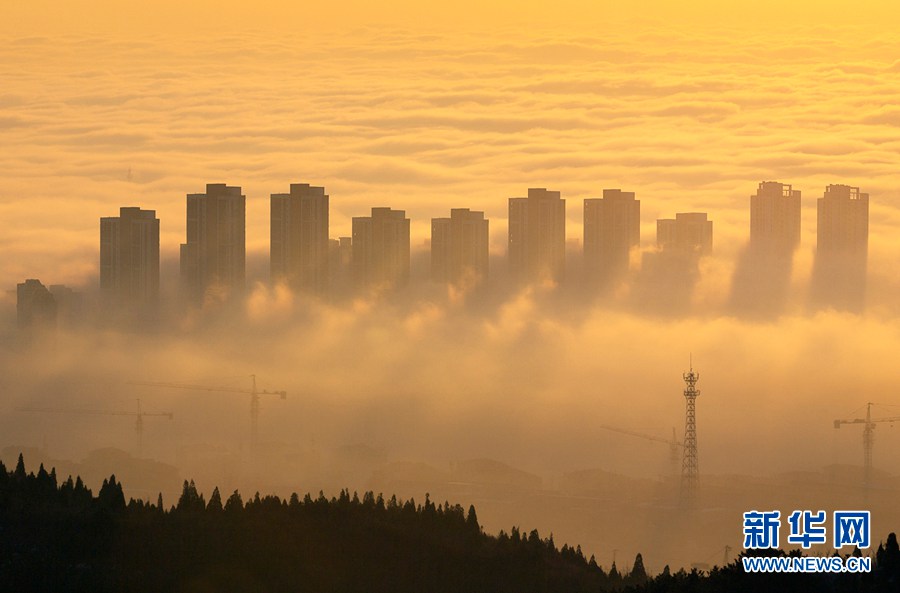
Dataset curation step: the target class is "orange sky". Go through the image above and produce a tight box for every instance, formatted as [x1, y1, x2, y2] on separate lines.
[3, 7, 900, 290]
[5, 0, 900, 34]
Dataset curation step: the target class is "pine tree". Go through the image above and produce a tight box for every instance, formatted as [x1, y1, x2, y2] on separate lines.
[881, 532, 900, 577]
[609, 561, 621, 581]
[14, 453, 26, 479]
[225, 489, 243, 513]
[630, 552, 648, 582]
[176, 480, 205, 513]
[207, 487, 223, 512]
[466, 504, 480, 533]
[36, 463, 55, 497]
[73, 476, 92, 506]
[0, 460, 9, 500]
[98, 475, 126, 511]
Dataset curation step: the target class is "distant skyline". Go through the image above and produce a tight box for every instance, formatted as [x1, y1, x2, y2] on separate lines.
[23, 176, 885, 285]
[3, 25, 900, 295]
[8, 179, 880, 313]
[6, 178, 879, 328]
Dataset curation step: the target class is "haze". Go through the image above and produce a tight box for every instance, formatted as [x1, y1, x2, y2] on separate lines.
[3, 0, 900, 572]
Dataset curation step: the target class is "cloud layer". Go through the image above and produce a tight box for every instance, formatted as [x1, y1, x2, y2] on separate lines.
[1, 26, 900, 289]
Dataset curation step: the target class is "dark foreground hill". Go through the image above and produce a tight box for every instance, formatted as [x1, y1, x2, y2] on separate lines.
[0, 454, 898, 593]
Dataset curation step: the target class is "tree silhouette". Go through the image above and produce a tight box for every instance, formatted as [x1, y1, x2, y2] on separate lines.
[630, 552, 648, 583]
[466, 504, 480, 533]
[14, 453, 25, 479]
[207, 486, 223, 512]
[0, 452, 895, 593]
[98, 475, 126, 511]
[176, 479, 205, 513]
[224, 489, 243, 513]
[608, 561, 621, 582]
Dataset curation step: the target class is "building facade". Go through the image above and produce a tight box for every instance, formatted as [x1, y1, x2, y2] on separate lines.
[657, 213, 713, 255]
[17, 279, 57, 331]
[583, 189, 640, 285]
[817, 184, 868, 260]
[811, 184, 869, 311]
[728, 182, 800, 317]
[508, 188, 566, 283]
[431, 208, 489, 285]
[100, 206, 160, 313]
[270, 183, 329, 293]
[750, 181, 801, 257]
[180, 183, 246, 301]
[351, 207, 410, 290]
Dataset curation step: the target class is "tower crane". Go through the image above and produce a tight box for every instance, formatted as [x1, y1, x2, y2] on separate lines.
[598, 424, 683, 472]
[128, 374, 286, 449]
[18, 399, 173, 458]
[694, 544, 732, 571]
[834, 402, 900, 494]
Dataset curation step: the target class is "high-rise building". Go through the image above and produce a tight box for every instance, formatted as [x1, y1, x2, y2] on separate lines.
[100, 207, 160, 313]
[49, 284, 81, 326]
[817, 184, 868, 259]
[270, 183, 329, 293]
[328, 236, 353, 294]
[583, 189, 640, 284]
[431, 208, 489, 284]
[352, 208, 410, 289]
[180, 183, 246, 301]
[657, 213, 712, 255]
[750, 181, 801, 256]
[508, 188, 566, 283]
[811, 184, 868, 311]
[728, 182, 800, 317]
[17, 279, 57, 331]
[635, 213, 711, 315]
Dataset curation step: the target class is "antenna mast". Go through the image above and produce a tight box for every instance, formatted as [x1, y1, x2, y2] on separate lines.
[680, 360, 700, 507]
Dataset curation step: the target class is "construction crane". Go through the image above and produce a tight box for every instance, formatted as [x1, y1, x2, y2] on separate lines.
[18, 399, 173, 458]
[693, 544, 732, 572]
[128, 374, 286, 449]
[598, 424, 683, 472]
[834, 402, 900, 495]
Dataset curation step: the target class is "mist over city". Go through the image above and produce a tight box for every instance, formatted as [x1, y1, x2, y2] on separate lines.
[3, 2, 900, 579]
